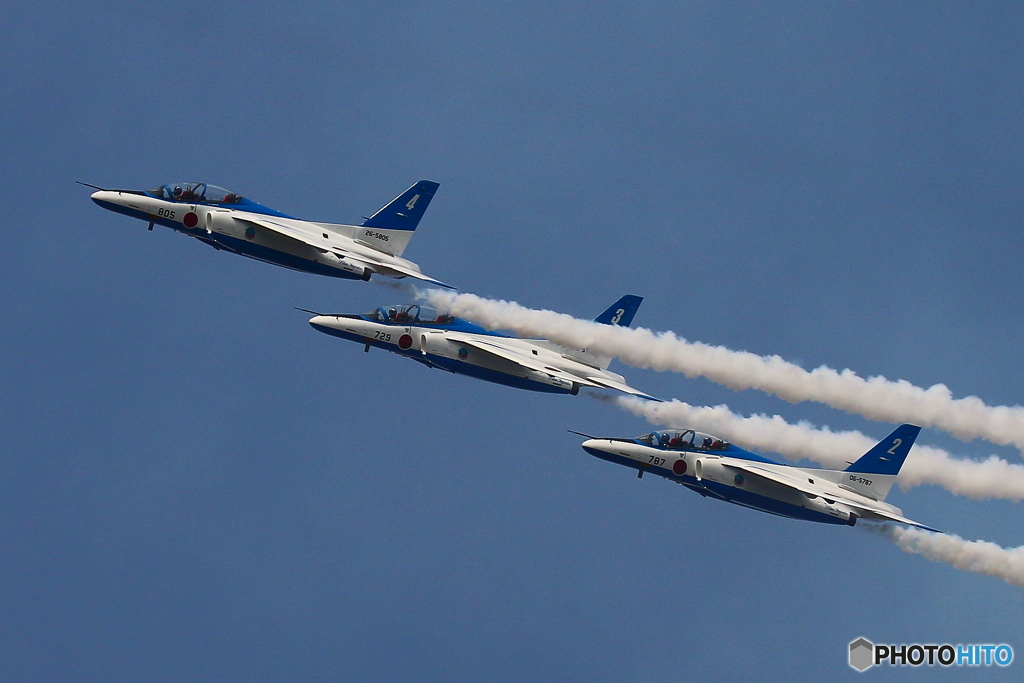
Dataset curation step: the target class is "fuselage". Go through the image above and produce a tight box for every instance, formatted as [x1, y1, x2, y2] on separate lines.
[309, 310, 628, 395]
[582, 436, 904, 526]
[90, 185, 424, 280]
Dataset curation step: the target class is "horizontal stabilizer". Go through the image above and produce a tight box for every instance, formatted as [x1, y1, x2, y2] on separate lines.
[855, 509, 942, 534]
[370, 261, 454, 289]
[584, 376, 660, 401]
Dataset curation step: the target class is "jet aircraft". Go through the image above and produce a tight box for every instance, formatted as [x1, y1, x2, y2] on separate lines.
[86, 180, 451, 287]
[307, 295, 658, 398]
[578, 424, 938, 530]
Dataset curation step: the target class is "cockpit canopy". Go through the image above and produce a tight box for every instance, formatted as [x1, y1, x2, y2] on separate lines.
[364, 304, 455, 325]
[637, 430, 730, 451]
[148, 182, 244, 205]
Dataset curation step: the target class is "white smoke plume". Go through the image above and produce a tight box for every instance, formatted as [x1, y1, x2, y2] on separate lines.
[615, 396, 1024, 502]
[887, 526, 1024, 589]
[425, 290, 1024, 452]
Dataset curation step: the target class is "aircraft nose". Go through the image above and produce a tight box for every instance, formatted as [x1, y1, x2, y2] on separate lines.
[581, 438, 612, 456]
[308, 315, 345, 332]
[91, 190, 122, 207]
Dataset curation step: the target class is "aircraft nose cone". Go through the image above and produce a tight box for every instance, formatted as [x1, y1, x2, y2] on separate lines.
[90, 189, 123, 208]
[581, 438, 611, 456]
[309, 315, 352, 334]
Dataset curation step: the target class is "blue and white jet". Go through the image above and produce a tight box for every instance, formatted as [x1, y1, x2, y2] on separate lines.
[307, 295, 657, 398]
[86, 180, 451, 287]
[579, 424, 938, 530]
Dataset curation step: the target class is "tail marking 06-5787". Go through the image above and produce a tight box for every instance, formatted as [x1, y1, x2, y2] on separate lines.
[580, 423, 937, 531]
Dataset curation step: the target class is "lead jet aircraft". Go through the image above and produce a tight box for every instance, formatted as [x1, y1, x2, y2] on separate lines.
[86, 180, 451, 287]
[578, 424, 938, 530]
[307, 295, 658, 398]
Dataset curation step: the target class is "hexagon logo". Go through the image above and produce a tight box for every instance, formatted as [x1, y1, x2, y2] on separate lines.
[849, 637, 874, 672]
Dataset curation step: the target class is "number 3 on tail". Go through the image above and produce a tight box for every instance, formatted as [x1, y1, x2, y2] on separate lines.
[610, 308, 626, 324]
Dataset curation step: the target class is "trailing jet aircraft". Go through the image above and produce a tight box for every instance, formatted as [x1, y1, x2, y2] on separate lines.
[578, 424, 938, 531]
[307, 295, 658, 398]
[85, 180, 451, 287]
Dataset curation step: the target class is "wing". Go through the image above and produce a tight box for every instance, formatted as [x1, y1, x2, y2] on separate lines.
[444, 335, 603, 387]
[721, 462, 940, 532]
[445, 335, 657, 399]
[233, 215, 453, 288]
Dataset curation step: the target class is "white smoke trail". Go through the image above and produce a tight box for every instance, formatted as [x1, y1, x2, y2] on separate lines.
[615, 396, 1024, 501]
[424, 290, 1024, 452]
[887, 526, 1024, 589]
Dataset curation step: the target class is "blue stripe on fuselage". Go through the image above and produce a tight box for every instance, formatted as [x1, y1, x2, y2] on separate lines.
[583, 447, 848, 526]
[634, 439, 781, 465]
[142, 192, 297, 218]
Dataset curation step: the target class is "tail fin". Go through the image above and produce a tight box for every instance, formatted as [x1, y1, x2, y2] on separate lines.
[842, 424, 921, 501]
[355, 180, 439, 257]
[559, 295, 644, 371]
[594, 295, 643, 327]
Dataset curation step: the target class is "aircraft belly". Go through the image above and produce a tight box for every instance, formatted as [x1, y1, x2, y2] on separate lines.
[210, 235, 360, 278]
[700, 482, 850, 525]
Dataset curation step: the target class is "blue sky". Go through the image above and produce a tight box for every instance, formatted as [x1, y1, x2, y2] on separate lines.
[2, 2, 1023, 680]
